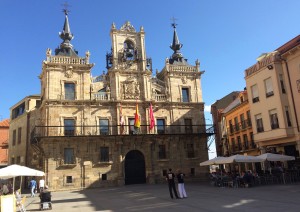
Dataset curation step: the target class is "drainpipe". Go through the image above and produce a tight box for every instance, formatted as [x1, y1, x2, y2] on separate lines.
[25, 112, 30, 167]
[281, 57, 300, 132]
[24, 112, 30, 190]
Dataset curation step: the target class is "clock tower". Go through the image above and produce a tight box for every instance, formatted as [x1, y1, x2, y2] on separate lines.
[106, 21, 152, 101]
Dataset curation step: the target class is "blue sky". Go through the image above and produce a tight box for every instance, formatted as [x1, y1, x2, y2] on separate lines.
[1, 0, 300, 158]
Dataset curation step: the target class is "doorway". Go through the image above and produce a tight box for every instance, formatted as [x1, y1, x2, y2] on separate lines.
[124, 150, 146, 185]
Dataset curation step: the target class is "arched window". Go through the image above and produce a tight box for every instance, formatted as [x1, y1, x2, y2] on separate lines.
[124, 40, 135, 60]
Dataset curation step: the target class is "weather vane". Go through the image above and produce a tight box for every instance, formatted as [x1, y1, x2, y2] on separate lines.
[171, 16, 178, 28]
[62, 2, 71, 15]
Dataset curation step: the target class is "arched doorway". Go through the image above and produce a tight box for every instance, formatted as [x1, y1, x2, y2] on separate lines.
[125, 150, 146, 185]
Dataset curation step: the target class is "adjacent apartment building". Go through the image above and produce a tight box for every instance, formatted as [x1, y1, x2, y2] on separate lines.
[211, 91, 239, 156]
[220, 91, 257, 157]
[0, 119, 9, 168]
[9, 11, 211, 190]
[245, 35, 300, 166]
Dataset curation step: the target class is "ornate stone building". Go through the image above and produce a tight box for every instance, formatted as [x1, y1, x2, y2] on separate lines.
[9, 11, 211, 190]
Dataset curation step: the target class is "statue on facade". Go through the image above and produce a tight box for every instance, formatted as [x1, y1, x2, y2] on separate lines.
[46, 48, 51, 57]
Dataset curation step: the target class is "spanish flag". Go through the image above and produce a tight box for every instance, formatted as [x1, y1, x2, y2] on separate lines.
[134, 103, 141, 128]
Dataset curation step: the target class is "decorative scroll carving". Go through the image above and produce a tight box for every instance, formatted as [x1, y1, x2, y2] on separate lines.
[120, 21, 136, 32]
[121, 77, 140, 99]
[65, 66, 73, 78]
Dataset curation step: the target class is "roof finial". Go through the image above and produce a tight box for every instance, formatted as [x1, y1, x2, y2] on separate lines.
[169, 17, 184, 63]
[62, 2, 71, 15]
[171, 16, 177, 29]
[55, 2, 78, 56]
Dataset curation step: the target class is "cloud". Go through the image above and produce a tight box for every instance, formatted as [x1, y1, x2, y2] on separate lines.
[204, 105, 211, 112]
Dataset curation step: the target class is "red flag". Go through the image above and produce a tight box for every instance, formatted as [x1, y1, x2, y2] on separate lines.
[134, 103, 140, 128]
[149, 103, 155, 130]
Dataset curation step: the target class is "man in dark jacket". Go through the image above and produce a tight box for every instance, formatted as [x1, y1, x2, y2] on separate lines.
[166, 168, 179, 199]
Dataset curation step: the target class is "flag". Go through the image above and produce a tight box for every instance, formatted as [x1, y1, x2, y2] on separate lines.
[119, 105, 125, 134]
[134, 103, 141, 128]
[149, 103, 155, 130]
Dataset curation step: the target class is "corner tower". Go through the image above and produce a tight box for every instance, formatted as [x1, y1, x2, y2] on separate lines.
[39, 10, 94, 128]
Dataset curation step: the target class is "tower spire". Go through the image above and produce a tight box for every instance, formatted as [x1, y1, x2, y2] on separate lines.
[169, 17, 184, 64]
[55, 3, 78, 56]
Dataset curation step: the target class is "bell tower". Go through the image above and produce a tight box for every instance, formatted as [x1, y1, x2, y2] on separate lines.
[106, 21, 152, 101]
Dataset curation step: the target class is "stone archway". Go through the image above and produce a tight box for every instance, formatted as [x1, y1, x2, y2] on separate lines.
[124, 150, 146, 185]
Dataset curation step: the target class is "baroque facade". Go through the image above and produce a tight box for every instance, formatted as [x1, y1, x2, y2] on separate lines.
[9, 11, 211, 190]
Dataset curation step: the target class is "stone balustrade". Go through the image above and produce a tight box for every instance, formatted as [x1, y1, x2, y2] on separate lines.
[155, 94, 167, 102]
[47, 56, 87, 64]
[94, 93, 110, 100]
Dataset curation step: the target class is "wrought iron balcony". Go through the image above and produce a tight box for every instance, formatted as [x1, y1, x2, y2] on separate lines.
[229, 119, 252, 134]
[32, 124, 214, 138]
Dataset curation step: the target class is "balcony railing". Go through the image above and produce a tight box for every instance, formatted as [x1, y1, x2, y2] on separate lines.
[231, 119, 252, 134]
[32, 124, 214, 138]
[94, 93, 110, 100]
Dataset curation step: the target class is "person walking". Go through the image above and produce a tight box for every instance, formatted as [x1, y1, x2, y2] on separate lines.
[30, 178, 37, 197]
[177, 169, 187, 198]
[39, 177, 45, 193]
[166, 168, 179, 199]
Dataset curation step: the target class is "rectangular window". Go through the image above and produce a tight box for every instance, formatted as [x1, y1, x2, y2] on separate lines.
[229, 120, 234, 134]
[184, 119, 193, 134]
[16, 156, 20, 164]
[11, 157, 15, 164]
[186, 143, 195, 158]
[65, 83, 75, 100]
[64, 119, 75, 136]
[156, 119, 165, 134]
[17, 127, 21, 144]
[246, 110, 252, 127]
[66, 176, 73, 183]
[64, 148, 75, 164]
[237, 136, 242, 150]
[297, 79, 300, 93]
[182, 88, 189, 102]
[269, 110, 279, 129]
[279, 74, 286, 94]
[13, 130, 16, 146]
[128, 118, 135, 135]
[240, 114, 246, 129]
[243, 134, 248, 150]
[12, 102, 25, 120]
[102, 174, 107, 181]
[162, 169, 167, 177]
[250, 132, 255, 148]
[191, 168, 195, 176]
[100, 147, 109, 162]
[231, 138, 235, 152]
[285, 106, 292, 127]
[255, 114, 264, 133]
[251, 84, 259, 103]
[264, 77, 274, 97]
[158, 145, 166, 159]
[99, 119, 109, 135]
[234, 117, 239, 132]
